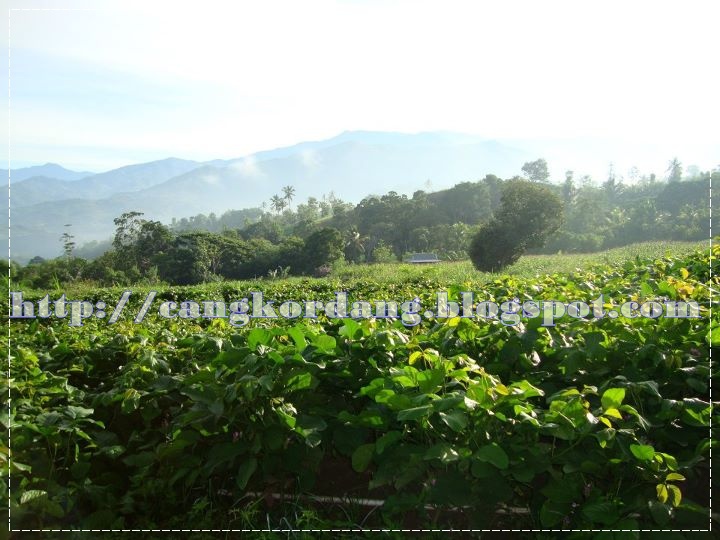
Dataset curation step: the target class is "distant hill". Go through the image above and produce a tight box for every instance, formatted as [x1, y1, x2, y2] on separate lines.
[136, 136, 529, 211]
[6, 131, 534, 261]
[7, 157, 203, 207]
[2, 163, 93, 183]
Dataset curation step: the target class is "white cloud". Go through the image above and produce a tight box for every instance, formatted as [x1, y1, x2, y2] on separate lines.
[299, 149, 320, 170]
[229, 155, 263, 178]
[201, 173, 219, 185]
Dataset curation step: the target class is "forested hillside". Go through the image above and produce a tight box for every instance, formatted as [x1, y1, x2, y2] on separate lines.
[13, 162, 716, 289]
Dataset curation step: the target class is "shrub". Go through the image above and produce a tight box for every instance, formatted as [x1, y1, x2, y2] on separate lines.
[469, 180, 563, 272]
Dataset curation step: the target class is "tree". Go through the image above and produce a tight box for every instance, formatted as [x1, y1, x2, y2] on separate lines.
[562, 174, 575, 203]
[468, 219, 523, 272]
[667, 158, 683, 182]
[469, 180, 563, 271]
[270, 195, 287, 214]
[628, 166, 640, 183]
[60, 224, 75, 260]
[602, 174, 624, 203]
[371, 241, 396, 263]
[295, 198, 320, 223]
[157, 231, 247, 285]
[134, 220, 173, 273]
[436, 181, 490, 224]
[282, 185, 296, 210]
[113, 211, 146, 251]
[112, 211, 171, 275]
[240, 218, 283, 243]
[521, 159, 550, 183]
[344, 227, 367, 263]
[301, 227, 344, 274]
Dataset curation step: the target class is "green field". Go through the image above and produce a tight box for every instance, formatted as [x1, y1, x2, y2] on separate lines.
[34, 240, 709, 300]
[4, 241, 717, 536]
[332, 241, 710, 284]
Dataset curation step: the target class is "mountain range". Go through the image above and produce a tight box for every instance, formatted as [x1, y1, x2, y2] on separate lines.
[2, 163, 94, 183]
[5, 130, 716, 263]
[5, 131, 534, 262]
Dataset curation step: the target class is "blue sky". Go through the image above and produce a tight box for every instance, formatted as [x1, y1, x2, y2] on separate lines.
[1, 0, 718, 176]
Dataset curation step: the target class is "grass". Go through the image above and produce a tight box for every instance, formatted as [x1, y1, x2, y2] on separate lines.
[331, 240, 707, 284]
[27, 240, 707, 300]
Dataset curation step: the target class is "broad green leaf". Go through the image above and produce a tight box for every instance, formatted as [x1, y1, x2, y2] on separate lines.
[397, 405, 432, 421]
[375, 431, 402, 454]
[667, 484, 682, 507]
[351, 443, 375, 472]
[648, 500, 672, 526]
[294, 415, 327, 448]
[601, 388, 625, 410]
[42, 499, 65, 518]
[247, 328, 270, 350]
[424, 443, 460, 463]
[20, 490, 47, 505]
[581, 500, 619, 525]
[439, 411, 468, 432]
[313, 334, 337, 352]
[236, 458, 257, 489]
[475, 443, 509, 469]
[338, 318, 361, 339]
[286, 327, 307, 351]
[630, 444, 655, 461]
[285, 371, 316, 392]
[539, 499, 569, 527]
[65, 406, 94, 419]
[707, 325, 720, 345]
[276, 408, 296, 429]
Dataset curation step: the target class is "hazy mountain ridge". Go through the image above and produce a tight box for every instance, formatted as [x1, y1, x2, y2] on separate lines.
[14, 129, 714, 263]
[7, 157, 203, 207]
[5, 132, 537, 261]
[3, 163, 94, 183]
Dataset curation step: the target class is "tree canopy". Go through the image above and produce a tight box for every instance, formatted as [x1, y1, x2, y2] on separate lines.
[469, 179, 564, 272]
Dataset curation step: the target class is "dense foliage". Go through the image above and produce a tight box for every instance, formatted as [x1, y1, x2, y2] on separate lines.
[13, 161, 716, 290]
[4, 244, 716, 533]
[166, 165, 717, 258]
[469, 180, 563, 271]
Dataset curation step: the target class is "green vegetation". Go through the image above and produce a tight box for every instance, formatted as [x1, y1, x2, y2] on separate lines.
[469, 179, 564, 271]
[5, 155, 717, 534]
[170, 161, 715, 261]
[4, 242, 716, 533]
[11, 159, 716, 291]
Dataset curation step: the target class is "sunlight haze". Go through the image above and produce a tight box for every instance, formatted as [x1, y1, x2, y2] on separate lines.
[2, 0, 718, 178]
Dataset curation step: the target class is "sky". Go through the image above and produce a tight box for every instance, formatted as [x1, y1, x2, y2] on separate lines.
[1, 0, 719, 175]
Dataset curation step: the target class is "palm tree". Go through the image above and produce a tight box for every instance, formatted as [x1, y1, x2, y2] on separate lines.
[270, 195, 286, 214]
[602, 175, 624, 203]
[344, 227, 367, 263]
[282, 185, 296, 211]
[667, 158, 683, 182]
